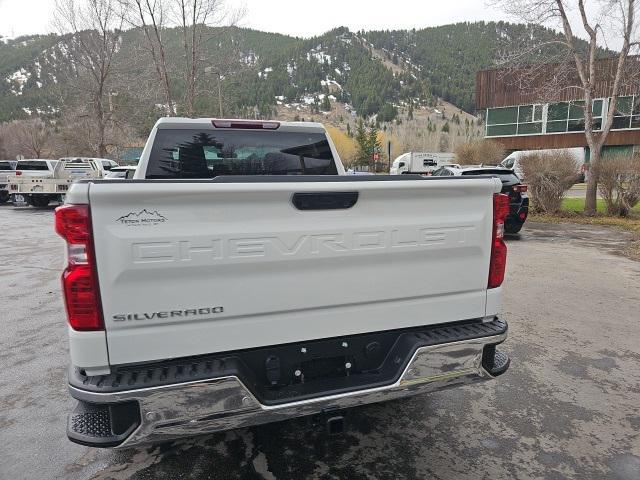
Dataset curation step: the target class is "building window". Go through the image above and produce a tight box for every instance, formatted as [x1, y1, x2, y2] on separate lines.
[566, 100, 603, 132]
[486, 104, 542, 137]
[611, 96, 633, 130]
[632, 96, 640, 129]
[485, 96, 636, 138]
[517, 104, 543, 134]
[545, 101, 603, 133]
[548, 102, 569, 122]
[487, 107, 518, 125]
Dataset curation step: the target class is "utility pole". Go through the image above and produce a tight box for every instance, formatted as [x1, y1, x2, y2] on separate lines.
[217, 74, 223, 118]
[205, 67, 224, 117]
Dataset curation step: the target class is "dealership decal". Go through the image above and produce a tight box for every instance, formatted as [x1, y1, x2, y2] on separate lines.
[116, 209, 167, 226]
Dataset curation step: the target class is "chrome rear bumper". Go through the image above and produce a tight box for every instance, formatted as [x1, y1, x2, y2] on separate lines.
[68, 326, 508, 448]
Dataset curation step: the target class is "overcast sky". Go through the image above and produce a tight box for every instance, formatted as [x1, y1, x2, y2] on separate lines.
[0, 0, 507, 38]
[0, 0, 624, 49]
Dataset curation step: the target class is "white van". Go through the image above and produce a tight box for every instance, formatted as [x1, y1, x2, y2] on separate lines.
[500, 148, 585, 180]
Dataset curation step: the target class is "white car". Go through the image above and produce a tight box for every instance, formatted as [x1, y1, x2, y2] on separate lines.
[57, 118, 510, 448]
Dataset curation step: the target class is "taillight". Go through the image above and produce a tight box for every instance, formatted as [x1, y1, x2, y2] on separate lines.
[212, 119, 280, 130]
[15, 171, 22, 176]
[55, 204, 103, 331]
[512, 184, 528, 193]
[488, 194, 509, 289]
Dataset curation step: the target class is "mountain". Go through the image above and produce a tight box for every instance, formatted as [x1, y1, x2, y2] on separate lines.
[1, 21, 602, 163]
[1, 21, 593, 124]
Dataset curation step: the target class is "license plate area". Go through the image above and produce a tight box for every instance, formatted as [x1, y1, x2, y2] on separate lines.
[297, 355, 354, 383]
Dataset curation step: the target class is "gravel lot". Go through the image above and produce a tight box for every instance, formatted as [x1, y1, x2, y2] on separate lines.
[1, 203, 639, 480]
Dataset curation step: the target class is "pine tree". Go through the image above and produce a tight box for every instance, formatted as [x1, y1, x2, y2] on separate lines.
[321, 95, 331, 112]
[438, 133, 450, 152]
[407, 103, 414, 121]
[354, 120, 370, 165]
[368, 123, 381, 157]
[368, 123, 381, 171]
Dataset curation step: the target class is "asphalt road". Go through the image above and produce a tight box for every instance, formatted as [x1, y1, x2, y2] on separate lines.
[564, 184, 602, 199]
[1, 203, 639, 480]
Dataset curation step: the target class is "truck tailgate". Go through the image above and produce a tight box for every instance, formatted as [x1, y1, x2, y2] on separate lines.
[88, 178, 501, 365]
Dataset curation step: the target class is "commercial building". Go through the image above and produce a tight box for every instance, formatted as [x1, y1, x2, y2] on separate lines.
[476, 57, 640, 156]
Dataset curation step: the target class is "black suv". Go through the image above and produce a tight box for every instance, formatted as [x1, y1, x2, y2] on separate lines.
[432, 166, 529, 234]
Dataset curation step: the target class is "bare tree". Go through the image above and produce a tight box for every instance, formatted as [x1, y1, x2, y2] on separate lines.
[121, 0, 242, 117]
[0, 120, 52, 158]
[122, 0, 175, 115]
[0, 129, 7, 160]
[54, 0, 125, 157]
[491, 0, 639, 214]
[171, 0, 242, 117]
[16, 119, 52, 158]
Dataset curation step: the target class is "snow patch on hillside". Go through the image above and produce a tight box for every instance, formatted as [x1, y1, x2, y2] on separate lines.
[307, 50, 332, 64]
[241, 51, 258, 65]
[6, 68, 31, 95]
[258, 67, 273, 78]
[321, 79, 342, 90]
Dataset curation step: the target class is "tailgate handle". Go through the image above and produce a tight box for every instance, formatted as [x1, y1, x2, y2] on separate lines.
[292, 192, 358, 210]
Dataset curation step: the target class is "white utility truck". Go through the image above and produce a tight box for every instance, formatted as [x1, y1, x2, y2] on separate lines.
[57, 118, 510, 448]
[9, 157, 107, 207]
[0, 160, 17, 203]
[390, 152, 457, 175]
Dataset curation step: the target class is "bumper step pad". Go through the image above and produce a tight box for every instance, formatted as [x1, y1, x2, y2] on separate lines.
[482, 345, 510, 377]
[67, 401, 140, 447]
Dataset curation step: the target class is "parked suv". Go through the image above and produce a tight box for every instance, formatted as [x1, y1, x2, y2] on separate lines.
[433, 165, 528, 233]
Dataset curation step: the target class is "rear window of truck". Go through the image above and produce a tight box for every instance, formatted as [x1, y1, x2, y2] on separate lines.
[146, 129, 338, 179]
[0, 162, 14, 170]
[16, 161, 50, 171]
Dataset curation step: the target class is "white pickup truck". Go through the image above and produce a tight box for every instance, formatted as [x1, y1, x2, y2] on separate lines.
[0, 160, 17, 203]
[10, 157, 108, 207]
[56, 118, 510, 448]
